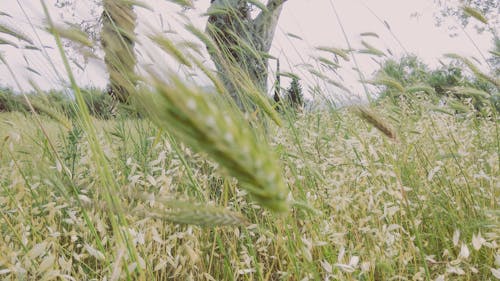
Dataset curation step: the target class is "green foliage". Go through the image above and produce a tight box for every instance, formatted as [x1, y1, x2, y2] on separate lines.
[374, 55, 430, 101]
[427, 62, 465, 96]
[285, 77, 304, 110]
[375, 54, 499, 112]
[379, 55, 429, 86]
[79, 87, 117, 119]
[488, 35, 500, 76]
[0, 87, 123, 119]
[0, 86, 27, 112]
[1, 2, 498, 280]
[434, 0, 499, 33]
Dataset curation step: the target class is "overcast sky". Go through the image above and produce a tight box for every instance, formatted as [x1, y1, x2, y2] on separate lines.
[0, 0, 495, 100]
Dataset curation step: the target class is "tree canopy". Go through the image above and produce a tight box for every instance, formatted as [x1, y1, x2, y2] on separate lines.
[434, 0, 499, 35]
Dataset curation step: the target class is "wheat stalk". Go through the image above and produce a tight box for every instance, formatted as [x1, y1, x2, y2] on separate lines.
[137, 72, 290, 212]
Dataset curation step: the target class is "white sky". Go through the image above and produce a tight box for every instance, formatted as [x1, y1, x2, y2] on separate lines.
[0, 0, 495, 101]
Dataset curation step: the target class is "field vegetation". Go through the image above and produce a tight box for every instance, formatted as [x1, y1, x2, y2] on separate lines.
[0, 1, 499, 280]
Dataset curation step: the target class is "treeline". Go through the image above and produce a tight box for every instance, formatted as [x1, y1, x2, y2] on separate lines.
[0, 87, 126, 119]
[373, 54, 500, 113]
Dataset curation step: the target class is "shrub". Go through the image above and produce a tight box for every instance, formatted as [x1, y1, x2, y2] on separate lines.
[375, 54, 499, 113]
[80, 87, 117, 119]
[0, 87, 27, 112]
[285, 77, 304, 110]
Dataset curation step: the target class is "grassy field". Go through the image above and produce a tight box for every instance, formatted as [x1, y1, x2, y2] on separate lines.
[0, 1, 499, 280]
[0, 100, 498, 280]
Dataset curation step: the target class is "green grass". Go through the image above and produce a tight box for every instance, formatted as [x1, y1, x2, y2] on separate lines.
[0, 2, 499, 280]
[0, 99, 498, 280]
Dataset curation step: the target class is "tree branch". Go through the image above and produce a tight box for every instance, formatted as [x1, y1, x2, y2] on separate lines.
[266, 0, 288, 12]
[253, 0, 288, 51]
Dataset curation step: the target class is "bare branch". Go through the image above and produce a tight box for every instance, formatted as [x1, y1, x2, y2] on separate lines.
[253, 0, 288, 52]
[266, 0, 288, 12]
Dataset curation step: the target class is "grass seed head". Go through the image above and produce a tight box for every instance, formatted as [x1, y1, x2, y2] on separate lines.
[138, 72, 289, 212]
[353, 106, 398, 140]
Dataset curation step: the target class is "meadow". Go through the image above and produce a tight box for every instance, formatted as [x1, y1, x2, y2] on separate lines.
[1, 97, 498, 280]
[0, 1, 499, 280]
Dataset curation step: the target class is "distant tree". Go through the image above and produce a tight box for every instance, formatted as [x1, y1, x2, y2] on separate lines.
[375, 55, 431, 100]
[428, 62, 465, 96]
[285, 77, 303, 110]
[433, 0, 499, 34]
[0, 86, 23, 112]
[375, 54, 499, 112]
[379, 55, 430, 86]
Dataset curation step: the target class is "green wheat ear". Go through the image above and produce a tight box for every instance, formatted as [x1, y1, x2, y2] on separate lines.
[136, 72, 290, 213]
[132, 197, 249, 227]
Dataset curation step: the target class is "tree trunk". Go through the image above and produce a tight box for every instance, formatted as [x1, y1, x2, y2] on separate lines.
[101, 0, 137, 103]
[206, 0, 287, 109]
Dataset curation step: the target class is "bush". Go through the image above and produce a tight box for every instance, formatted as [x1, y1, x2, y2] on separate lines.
[0, 87, 29, 112]
[375, 54, 499, 113]
[80, 88, 117, 119]
[0, 86, 125, 119]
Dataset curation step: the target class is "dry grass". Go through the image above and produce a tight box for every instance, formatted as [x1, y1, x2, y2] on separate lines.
[0, 1, 498, 280]
[0, 101, 498, 280]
